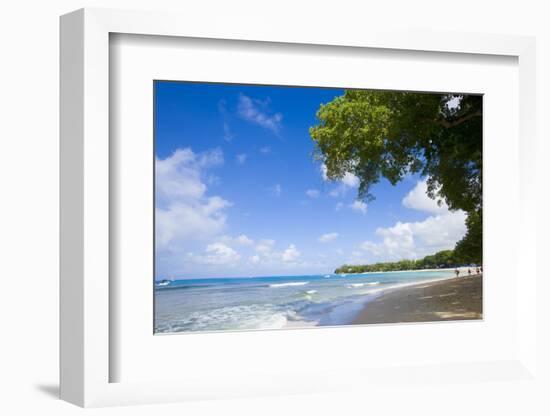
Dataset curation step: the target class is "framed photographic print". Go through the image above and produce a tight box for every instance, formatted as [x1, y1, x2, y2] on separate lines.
[60, 8, 539, 408]
[153, 81, 483, 335]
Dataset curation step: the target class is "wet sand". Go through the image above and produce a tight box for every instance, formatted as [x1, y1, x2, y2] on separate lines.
[352, 274, 482, 325]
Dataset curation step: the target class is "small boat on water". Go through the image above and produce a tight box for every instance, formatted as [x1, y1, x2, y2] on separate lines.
[156, 279, 171, 287]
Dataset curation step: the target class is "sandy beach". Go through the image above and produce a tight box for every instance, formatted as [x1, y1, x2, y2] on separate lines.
[352, 273, 482, 325]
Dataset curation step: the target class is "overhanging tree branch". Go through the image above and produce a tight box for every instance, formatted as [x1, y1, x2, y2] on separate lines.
[437, 110, 482, 128]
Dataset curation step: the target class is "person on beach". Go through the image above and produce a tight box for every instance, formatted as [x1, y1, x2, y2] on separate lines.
[468, 268, 472, 275]
[455, 268, 460, 277]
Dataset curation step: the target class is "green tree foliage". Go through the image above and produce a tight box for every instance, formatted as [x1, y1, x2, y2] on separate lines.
[454, 209, 482, 264]
[310, 90, 482, 262]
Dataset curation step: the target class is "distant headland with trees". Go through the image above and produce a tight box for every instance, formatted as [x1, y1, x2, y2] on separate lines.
[334, 249, 477, 274]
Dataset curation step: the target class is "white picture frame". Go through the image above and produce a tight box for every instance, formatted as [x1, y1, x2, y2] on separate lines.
[60, 7, 538, 408]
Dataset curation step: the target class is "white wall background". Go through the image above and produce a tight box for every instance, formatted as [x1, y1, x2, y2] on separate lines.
[0, 1, 548, 415]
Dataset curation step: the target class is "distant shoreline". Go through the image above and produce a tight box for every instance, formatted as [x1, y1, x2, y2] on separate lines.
[335, 267, 473, 276]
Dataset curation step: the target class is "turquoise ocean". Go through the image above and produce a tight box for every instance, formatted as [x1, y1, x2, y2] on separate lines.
[154, 270, 455, 333]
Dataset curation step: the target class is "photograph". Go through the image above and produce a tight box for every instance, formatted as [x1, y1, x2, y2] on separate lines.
[154, 81, 483, 334]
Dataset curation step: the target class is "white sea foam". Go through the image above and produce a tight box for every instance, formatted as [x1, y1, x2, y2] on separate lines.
[306, 290, 317, 294]
[368, 281, 380, 286]
[157, 303, 290, 333]
[257, 314, 288, 329]
[269, 281, 309, 288]
[347, 283, 365, 288]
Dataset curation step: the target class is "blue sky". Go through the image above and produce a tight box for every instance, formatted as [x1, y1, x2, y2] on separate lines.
[155, 81, 467, 279]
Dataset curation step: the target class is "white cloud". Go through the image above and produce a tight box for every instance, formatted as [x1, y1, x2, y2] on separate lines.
[156, 197, 231, 249]
[270, 184, 282, 197]
[239, 240, 325, 273]
[359, 210, 467, 261]
[407, 211, 467, 250]
[236, 153, 248, 164]
[321, 163, 360, 197]
[220, 234, 254, 246]
[318, 232, 339, 243]
[238, 94, 283, 133]
[282, 244, 301, 262]
[349, 200, 368, 215]
[306, 189, 320, 198]
[190, 242, 241, 266]
[235, 234, 254, 245]
[402, 179, 448, 214]
[373, 222, 416, 259]
[218, 100, 234, 142]
[319, 163, 333, 181]
[357, 179, 467, 262]
[260, 146, 271, 154]
[255, 239, 275, 254]
[255, 239, 298, 265]
[156, 148, 222, 202]
[359, 241, 383, 257]
[222, 121, 233, 142]
[155, 148, 230, 250]
[341, 173, 360, 188]
[320, 164, 329, 181]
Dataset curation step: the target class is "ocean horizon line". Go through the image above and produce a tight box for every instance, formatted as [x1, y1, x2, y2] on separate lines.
[155, 272, 334, 281]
